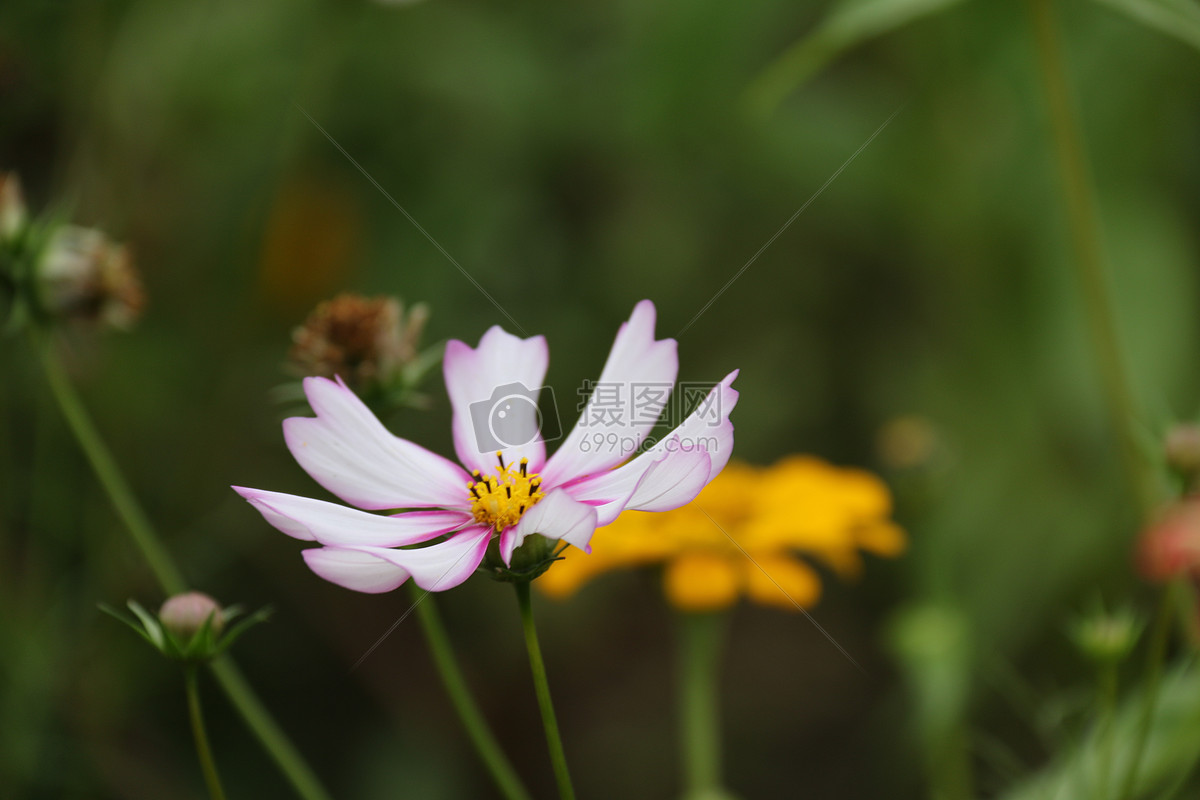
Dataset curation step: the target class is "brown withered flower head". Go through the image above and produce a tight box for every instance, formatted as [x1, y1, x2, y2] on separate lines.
[37, 225, 144, 329]
[288, 293, 428, 391]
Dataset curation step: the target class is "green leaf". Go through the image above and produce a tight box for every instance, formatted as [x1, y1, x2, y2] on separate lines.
[746, 0, 970, 116]
[98, 603, 160, 649]
[999, 663, 1200, 800]
[1093, 0, 1200, 55]
[125, 599, 166, 650]
[182, 611, 221, 661]
[212, 606, 273, 657]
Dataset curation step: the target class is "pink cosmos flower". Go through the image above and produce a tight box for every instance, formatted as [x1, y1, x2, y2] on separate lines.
[234, 300, 738, 594]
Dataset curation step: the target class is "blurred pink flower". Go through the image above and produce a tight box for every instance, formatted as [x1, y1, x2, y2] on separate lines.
[1138, 498, 1200, 582]
[236, 300, 738, 593]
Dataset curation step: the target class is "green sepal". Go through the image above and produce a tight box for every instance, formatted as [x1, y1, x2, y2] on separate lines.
[480, 534, 564, 584]
[100, 598, 272, 665]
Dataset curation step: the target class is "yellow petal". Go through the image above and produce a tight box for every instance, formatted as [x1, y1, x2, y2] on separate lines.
[741, 553, 822, 611]
[663, 553, 741, 612]
[537, 537, 667, 599]
[536, 550, 605, 598]
[857, 521, 907, 557]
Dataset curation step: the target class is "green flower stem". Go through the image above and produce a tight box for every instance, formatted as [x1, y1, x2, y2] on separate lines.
[1096, 662, 1118, 800]
[185, 667, 227, 800]
[37, 335, 186, 594]
[35, 334, 333, 800]
[678, 611, 733, 800]
[1025, 0, 1152, 512]
[1117, 581, 1180, 800]
[514, 581, 575, 800]
[410, 585, 532, 800]
[208, 658, 331, 800]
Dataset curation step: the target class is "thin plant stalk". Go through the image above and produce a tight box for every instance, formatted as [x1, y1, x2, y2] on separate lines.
[1117, 582, 1179, 800]
[35, 334, 333, 800]
[38, 335, 186, 594]
[410, 585, 532, 800]
[1096, 662, 1118, 800]
[185, 667, 227, 800]
[514, 581, 575, 800]
[677, 611, 732, 800]
[1025, 0, 1153, 513]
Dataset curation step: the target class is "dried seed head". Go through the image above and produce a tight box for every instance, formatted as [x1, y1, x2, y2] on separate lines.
[288, 293, 427, 390]
[37, 225, 144, 329]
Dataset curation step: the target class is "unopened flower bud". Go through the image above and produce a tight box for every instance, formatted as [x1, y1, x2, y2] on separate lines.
[877, 415, 940, 470]
[37, 225, 144, 328]
[1166, 424, 1200, 485]
[289, 293, 427, 391]
[160, 592, 224, 640]
[1137, 498, 1200, 582]
[1069, 608, 1142, 665]
[0, 172, 26, 241]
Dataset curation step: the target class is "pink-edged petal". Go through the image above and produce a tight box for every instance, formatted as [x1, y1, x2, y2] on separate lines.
[498, 526, 522, 566]
[234, 486, 472, 547]
[356, 526, 493, 591]
[302, 548, 410, 594]
[285, 377, 470, 510]
[564, 370, 739, 524]
[505, 488, 598, 559]
[568, 447, 711, 525]
[444, 328, 549, 475]
[542, 300, 679, 484]
[627, 447, 713, 512]
[662, 369, 739, 478]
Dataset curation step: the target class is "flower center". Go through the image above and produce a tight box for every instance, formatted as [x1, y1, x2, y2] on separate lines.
[468, 453, 544, 532]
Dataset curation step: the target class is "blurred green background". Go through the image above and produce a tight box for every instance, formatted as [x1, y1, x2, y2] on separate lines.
[3, 0, 1200, 797]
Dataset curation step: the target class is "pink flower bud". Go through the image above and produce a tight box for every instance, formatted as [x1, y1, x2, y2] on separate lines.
[1138, 499, 1200, 582]
[159, 592, 224, 640]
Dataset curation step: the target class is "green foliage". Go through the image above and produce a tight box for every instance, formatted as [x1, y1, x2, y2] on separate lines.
[1094, 0, 1200, 54]
[3, 0, 1200, 796]
[746, 0, 971, 115]
[1001, 663, 1200, 800]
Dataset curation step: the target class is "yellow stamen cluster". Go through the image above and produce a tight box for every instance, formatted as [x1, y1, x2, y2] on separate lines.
[468, 453, 544, 532]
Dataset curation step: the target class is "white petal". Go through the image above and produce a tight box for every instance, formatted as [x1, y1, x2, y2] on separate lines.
[285, 377, 470, 510]
[565, 370, 739, 524]
[357, 527, 494, 591]
[542, 300, 678, 484]
[626, 447, 713, 512]
[656, 369, 739, 478]
[509, 488, 599, 556]
[234, 487, 472, 547]
[302, 548, 410, 594]
[444, 328, 550, 475]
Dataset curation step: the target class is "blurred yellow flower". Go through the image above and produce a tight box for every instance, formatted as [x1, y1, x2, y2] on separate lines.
[539, 456, 905, 612]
